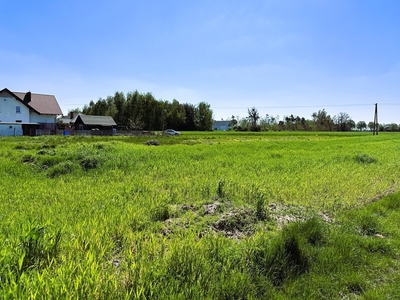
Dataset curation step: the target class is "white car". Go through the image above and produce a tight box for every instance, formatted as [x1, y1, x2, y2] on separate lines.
[164, 129, 181, 136]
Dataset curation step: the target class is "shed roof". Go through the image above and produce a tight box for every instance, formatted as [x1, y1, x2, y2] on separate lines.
[71, 114, 117, 126]
[213, 120, 231, 127]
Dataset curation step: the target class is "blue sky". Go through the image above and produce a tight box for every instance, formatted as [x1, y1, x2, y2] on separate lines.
[1, 0, 399, 124]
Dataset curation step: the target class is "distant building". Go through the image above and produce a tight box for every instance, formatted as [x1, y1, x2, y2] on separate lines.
[0, 88, 62, 136]
[58, 111, 79, 127]
[212, 120, 232, 131]
[70, 114, 117, 131]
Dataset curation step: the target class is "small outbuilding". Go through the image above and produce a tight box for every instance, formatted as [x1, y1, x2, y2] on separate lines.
[70, 114, 117, 131]
[212, 120, 232, 131]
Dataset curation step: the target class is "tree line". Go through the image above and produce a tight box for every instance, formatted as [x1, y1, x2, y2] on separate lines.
[70, 91, 397, 132]
[234, 108, 398, 132]
[77, 91, 213, 131]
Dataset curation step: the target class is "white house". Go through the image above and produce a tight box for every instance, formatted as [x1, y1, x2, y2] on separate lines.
[0, 88, 63, 136]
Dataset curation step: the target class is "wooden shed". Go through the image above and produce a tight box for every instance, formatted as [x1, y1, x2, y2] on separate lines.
[70, 114, 117, 130]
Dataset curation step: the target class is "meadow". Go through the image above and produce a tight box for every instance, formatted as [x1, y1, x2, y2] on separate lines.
[1, 131, 400, 299]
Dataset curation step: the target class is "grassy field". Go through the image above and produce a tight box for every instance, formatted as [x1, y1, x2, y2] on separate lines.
[1, 132, 400, 299]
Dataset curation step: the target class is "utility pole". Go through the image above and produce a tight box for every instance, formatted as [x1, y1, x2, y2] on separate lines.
[373, 103, 378, 135]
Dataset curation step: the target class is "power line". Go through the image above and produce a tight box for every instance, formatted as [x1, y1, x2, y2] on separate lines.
[61, 102, 400, 109]
[213, 103, 400, 109]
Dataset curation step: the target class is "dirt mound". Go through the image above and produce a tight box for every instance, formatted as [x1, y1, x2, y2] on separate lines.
[212, 208, 257, 238]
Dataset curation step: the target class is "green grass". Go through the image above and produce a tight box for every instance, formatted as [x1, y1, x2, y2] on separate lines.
[1, 132, 400, 298]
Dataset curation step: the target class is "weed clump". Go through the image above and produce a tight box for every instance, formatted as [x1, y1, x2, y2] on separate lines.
[38, 156, 64, 169]
[40, 144, 56, 149]
[216, 179, 225, 198]
[94, 143, 105, 150]
[76, 144, 108, 171]
[14, 144, 30, 150]
[255, 194, 268, 221]
[144, 140, 160, 146]
[249, 230, 309, 286]
[354, 153, 377, 164]
[354, 212, 379, 236]
[151, 204, 171, 222]
[47, 161, 78, 178]
[22, 155, 35, 163]
[79, 156, 100, 171]
[37, 149, 55, 155]
[299, 217, 326, 245]
[346, 280, 364, 296]
[18, 224, 61, 273]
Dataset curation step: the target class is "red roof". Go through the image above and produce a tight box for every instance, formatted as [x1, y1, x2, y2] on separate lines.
[12, 91, 62, 115]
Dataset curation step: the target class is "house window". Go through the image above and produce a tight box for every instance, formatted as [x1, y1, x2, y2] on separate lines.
[16, 106, 21, 114]
[16, 120, 22, 123]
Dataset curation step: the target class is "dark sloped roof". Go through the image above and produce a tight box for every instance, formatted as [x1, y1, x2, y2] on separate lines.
[58, 116, 73, 124]
[71, 114, 117, 126]
[13, 91, 63, 115]
[213, 120, 231, 127]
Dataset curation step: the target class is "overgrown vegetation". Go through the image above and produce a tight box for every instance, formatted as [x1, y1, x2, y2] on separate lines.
[1, 132, 400, 298]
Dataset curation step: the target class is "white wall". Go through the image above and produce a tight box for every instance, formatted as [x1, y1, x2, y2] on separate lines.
[213, 125, 229, 130]
[0, 97, 30, 123]
[0, 124, 23, 136]
[30, 112, 56, 123]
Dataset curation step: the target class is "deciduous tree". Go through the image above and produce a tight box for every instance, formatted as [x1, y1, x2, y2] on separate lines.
[356, 121, 367, 131]
[196, 102, 213, 131]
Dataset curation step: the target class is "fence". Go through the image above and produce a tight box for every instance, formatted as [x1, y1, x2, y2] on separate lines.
[114, 130, 156, 136]
[36, 129, 52, 136]
[56, 130, 114, 136]
[55, 130, 157, 136]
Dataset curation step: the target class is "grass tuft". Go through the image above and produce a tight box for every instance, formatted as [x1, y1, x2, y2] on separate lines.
[354, 153, 377, 164]
[79, 156, 101, 171]
[216, 178, 225, 198]
[249, 223, 310, 286]
[143, 140, 160, 146]
[255, 193, 268, 221]
[151, 204, 171, 222]
[47, 161, 78, 178]
[18, 224, 62, 273]
[355, 212, 379, 236]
